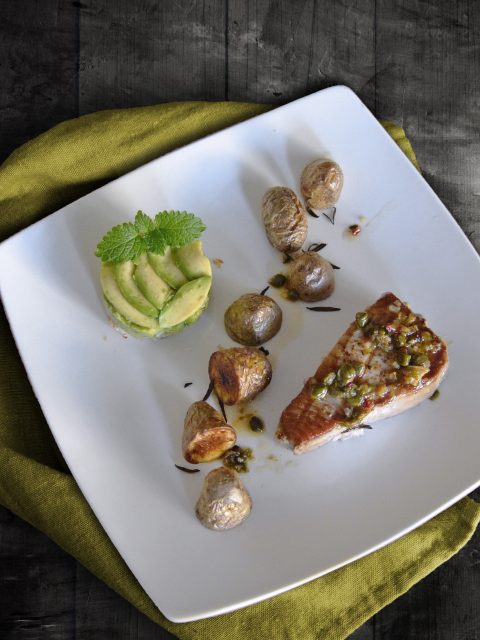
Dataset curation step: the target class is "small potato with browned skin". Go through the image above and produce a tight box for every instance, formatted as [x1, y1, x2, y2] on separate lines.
[262, 187, 308, 253]
[195, 467, 252, 531]
[301, 160, 344, 211]
[182, 401, 237, 464]
[208, 347, 272, 405]
[224, 293, 282, 346]
[286, 252, 335, 302]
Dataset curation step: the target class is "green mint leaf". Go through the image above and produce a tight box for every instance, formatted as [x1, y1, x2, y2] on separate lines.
[134, 210, 155, 235]
[151, 211, 206, 249]
[144, 229, 169, 256]
[95, 222, 146, 263]
[96, 210, 206, 262]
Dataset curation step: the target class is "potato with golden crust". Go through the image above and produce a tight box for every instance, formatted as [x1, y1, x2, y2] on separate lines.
[224, 293, 282, 346]
[182, 401, 236, 464]
[262, 187, 308, 253]
[286, 251, 335, 302]
[195, 467, 252, 531]
[208, 347, 272, 405]
[300, 159, 344, 210]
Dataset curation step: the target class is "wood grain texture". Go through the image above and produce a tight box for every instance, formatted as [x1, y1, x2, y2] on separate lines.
[0, 0, 79, 164]
[73, 564, 173, 640]
[78, 0, 226, 113]
[1, 0, 479, 638]
[374, 0, 480, 253]
[0, 507, 76, 640]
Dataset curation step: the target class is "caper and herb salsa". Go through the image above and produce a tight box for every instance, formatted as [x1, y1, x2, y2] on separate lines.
[223, 445, 254, 473]
[309, 306, 442, 424]
[249, 415, 265, 433]
[269, 273, 287, 288]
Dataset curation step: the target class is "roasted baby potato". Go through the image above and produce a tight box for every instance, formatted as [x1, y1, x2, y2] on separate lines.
[182, 401, 237, 464]
[286, 252, 335, 302]
[300, 160, 344, 210]
[208, 347, 272, 405]
[224, 293, 282, 346]
[262, 187, 308, 253]
[195, 467, 252, 531]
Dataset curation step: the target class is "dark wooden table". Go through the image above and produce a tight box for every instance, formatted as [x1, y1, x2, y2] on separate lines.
[1, 1, 479, 638]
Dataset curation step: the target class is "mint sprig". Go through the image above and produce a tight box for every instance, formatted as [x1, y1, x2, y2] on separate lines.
[95, 210, 206, 263]
[133, 210, 155, 235]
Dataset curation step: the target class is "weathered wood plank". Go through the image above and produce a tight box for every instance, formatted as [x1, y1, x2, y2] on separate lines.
[78, 0, 227, 114]
[0, 506, 75, 640]
[74, 563, 175, 639]
[0, 0, 79, 164]
[227, 0, 376, 109]
[374, 0, 480, 252]
[348, 619, 374, 640]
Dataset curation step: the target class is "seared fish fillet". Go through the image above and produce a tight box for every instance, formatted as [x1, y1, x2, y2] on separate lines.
[277, 293, 448, 454]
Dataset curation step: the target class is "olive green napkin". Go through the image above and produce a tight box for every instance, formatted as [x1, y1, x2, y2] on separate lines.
[0, 101, 478, 640]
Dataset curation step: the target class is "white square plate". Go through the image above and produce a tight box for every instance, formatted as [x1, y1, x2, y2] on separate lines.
[1, 86, 480, 622]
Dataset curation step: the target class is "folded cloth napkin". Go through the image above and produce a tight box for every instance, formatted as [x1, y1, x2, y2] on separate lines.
[0, 101, 478, 640]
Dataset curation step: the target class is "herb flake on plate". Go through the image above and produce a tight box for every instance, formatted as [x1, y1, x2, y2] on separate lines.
[175, 464, 200, 474]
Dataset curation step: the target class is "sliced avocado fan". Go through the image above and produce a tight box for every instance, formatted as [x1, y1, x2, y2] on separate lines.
[101, 242, 212, 338]
[148, 247, 188, 290]
[115, 261, 158, 317]
[158, 276, 211, 330]
[134, 254, 174, 310]
[173, 240, 212, 279]
[101, 264, 160, 335]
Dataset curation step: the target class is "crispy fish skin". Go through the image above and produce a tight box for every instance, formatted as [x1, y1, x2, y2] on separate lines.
[277, 293, 448, 454]
[183, 401, 237, 464]
[208, 347, 272, 405]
